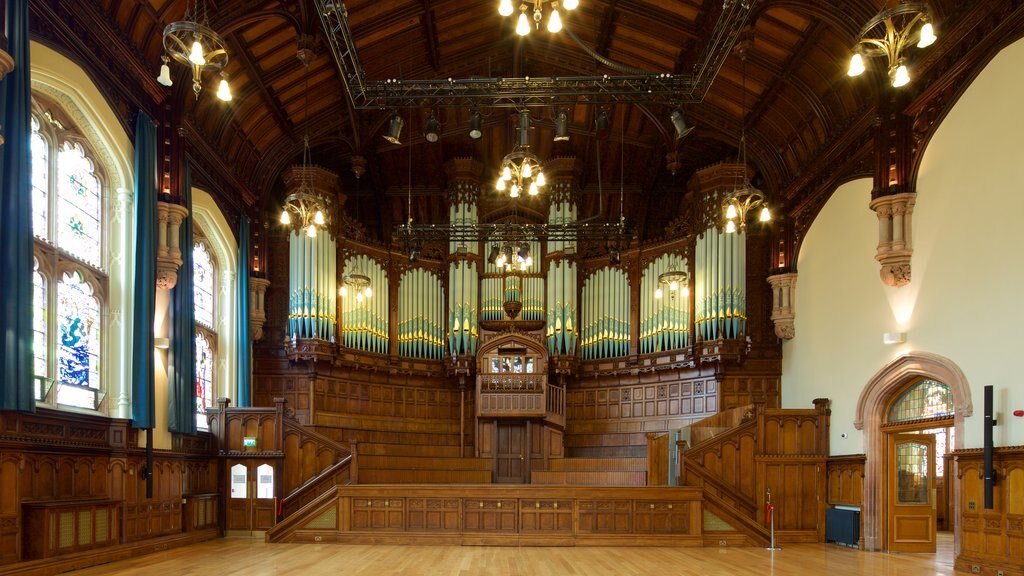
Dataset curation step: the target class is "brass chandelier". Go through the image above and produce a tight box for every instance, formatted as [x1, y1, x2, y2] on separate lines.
[496, 110, 546, 199]
[847, 2, 937, 87]
[499, 0, 579, 35]
[278, 136, 331, 239]
[158, 0, 231, 100]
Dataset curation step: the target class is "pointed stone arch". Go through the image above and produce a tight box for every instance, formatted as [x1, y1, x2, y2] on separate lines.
[854, 351, 972, 551]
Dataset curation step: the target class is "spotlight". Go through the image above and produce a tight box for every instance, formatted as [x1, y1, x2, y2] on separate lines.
[468, 110, 482, 139]
[553, 109, 570, 141]
[487, 244, 501, 265]
[409, 249, 420, 262]
[424, 113, 440, 143]
[609, 249, 621, 265]
[594, 110, 610, 140]
[383, 113, 404, 145]
[670, 108, 694, 140]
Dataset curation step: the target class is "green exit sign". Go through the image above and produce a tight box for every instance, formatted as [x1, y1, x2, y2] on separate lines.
[243, 437, 257, 448]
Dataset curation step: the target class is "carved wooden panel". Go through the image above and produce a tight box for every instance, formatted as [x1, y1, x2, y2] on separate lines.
[463, 499, 517, 532]
[955, 447, 1024, 576]
[578, 500, 632, 533]
[634, 501, 690, 534]
[826, 456, 865, 507]
[351, 498, 405, 531]
[406, 498, 460, 532]
[519, 499, 573, 533]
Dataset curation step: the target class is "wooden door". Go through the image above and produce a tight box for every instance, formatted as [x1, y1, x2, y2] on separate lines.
[226, 461, 278, 535]
[495, 421, 527, 483]
[888, 433, 936, 552]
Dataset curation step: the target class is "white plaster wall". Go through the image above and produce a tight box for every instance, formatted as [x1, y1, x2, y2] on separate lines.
[782, 39, 1024, 452]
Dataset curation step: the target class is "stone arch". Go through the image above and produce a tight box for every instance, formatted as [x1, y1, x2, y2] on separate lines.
[854, 351, 972, 551]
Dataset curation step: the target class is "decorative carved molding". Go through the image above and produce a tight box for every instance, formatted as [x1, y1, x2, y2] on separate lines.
[156, 201, 189, 290]
[868, 192, 916, 287]
[766, 272, 797, 340]
[249, 276, 271, 341]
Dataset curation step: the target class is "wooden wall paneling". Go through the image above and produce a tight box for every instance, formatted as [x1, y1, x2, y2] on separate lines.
[955, 447, 1024, 576]
[757, 457, 826, 542]
[0, 456, 20, 563]
[825, 455, 865, 507]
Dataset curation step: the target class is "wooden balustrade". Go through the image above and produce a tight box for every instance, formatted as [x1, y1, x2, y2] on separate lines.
[267, 485, 703, 546]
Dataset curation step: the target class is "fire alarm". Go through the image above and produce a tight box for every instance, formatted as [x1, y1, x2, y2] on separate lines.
[1013, 409, 1024, 417]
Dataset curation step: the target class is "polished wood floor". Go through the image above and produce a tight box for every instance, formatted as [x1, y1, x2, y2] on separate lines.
[62, 533, 960, 576]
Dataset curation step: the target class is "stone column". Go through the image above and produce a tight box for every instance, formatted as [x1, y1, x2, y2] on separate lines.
[868, 192, 915, 287]
[766, 272, 798, 340]
[155, 201, 189, 290]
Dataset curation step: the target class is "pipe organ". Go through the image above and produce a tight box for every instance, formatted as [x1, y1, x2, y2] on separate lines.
[546, 179, 577, 356]
[287, 229, 337, 342]
[398, 268, 445, 359]
[695, 226, 746, 341]
[341, 254, 389, 354]
[640, 254, 690, 353]
[580, 267, 630, 359]
[446, 163, 481, 355]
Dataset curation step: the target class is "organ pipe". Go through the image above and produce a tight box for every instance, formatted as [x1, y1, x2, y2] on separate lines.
[287, 229, 337, 342]
[695, 226, 746, 341]
[399, 268, 445, 359]
[640, 254, 690, 354]
[341, 254, 388, 353]
[580, 266, 629, 359]
[546, 183, 578, 355]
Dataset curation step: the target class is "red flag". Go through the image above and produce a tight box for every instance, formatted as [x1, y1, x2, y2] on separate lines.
[765, 502, 774, 525]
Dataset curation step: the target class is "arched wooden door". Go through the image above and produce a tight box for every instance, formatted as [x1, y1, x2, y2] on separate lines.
[887, 433, 936, 552]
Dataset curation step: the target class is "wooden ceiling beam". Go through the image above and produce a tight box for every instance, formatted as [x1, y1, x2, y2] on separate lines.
[226, 36, 295, 140]
[594, 0, 621, 58]
[420, 0, 440, 71]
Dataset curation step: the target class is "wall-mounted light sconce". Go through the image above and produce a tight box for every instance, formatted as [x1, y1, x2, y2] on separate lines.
[882, 331, 907, 345]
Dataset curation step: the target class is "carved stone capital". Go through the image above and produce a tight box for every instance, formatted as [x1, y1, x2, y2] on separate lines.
[155, 201, 190, 290]
[249, 276, 271, 341]
[869, 193, 916, 288]
[766, 272, 798, 340]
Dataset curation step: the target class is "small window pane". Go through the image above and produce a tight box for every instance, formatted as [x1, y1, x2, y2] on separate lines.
[31, 121, 49, 239]
[888, 379, 954, 423]
[896, 441, 930, 504]
[33, 267, 48, 380]
[490, 358, 500, 373]
[57, 272, 100, 408]
[194, 243, 215, 328]
[196, 333, 214, 427]
[525, 358, 534, 373]
[57, 142, 102, 267]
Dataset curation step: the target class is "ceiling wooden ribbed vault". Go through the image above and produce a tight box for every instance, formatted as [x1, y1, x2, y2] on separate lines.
[71, 0, 1024, 243]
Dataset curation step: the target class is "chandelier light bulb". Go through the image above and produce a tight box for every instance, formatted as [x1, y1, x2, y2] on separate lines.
[522, 162, 532, 178]
[847, 52, 865, 77]
[725, 220, 737, 234]
[279, 210, 291, 225]
[216, 77, 232, 101]
[655, 287, 663, 299]
[157, 61, 173, 87]
[669, 280, 679, 291]
[547, 9, 562, 33]
[339, 286, 347, 297]
[510, 183, 520, 198]
[891, 63, 910, 87]
[364, 286, 373, 298]
[516, 12, 531, 35]
[918, 22, 936, 48]
[725, 203, 738, 220]
[496, 254, 506, 267]
[496, 178, 506, 191]
[356, 292, 364, 303]
[759, 205, 771, 222]
[528, 181, 539, 196]
[536, 171, 546, 187]
[525, 256, 533, 267]
[189, 39, 206, 66]
[498, 0, 514, 17]
[563, 0, 578, 10]
[503, 166, 512, 180]
[306, 224, 317, 238]
[681, 286, 690, 297]
[314, 209, 325, 226]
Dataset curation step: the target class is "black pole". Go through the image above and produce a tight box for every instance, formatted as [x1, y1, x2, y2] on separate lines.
[983, 385, 995, 509]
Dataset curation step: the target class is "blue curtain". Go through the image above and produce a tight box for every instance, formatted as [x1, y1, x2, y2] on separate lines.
[131, 112, 157, 429]
[0, 0, 35, 411]
[235, 216, 252, 407]
[169, 161, 196, 433]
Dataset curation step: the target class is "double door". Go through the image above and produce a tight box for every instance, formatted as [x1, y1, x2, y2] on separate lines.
[226, 460, 277, 535]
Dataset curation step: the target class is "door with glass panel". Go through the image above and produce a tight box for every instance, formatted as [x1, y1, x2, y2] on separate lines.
[887, 433, 937, 552]
[226, 462, 277, 535]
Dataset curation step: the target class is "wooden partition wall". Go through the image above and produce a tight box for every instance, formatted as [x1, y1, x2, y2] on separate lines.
[954, 446, 1024, 576]
[0, 408, 218, 573]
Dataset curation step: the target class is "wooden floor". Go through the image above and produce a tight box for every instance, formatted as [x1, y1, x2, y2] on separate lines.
[61, 533, 961, 576]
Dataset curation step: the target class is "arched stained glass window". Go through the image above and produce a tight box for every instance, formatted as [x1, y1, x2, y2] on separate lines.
[57, 271, 100, 409]
[195, 332, 214, 423]
[194, 242, 215, 329]
[57, 142, 102, 267]
[33, 264, 48, 391]
[888, 379, 954, 423]
[31, 118, 49, 239]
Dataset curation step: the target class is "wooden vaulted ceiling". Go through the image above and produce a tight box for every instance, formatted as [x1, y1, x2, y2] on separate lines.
[90, 0, 986, 243]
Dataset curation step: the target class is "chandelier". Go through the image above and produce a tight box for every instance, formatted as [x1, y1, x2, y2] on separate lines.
[487, 241, 534, 272]
[847, 2, 937, 87]
[279, 135, 331, 238]
[724, 52, 770, 234]
[654, 271, 689, 300]
[158, 0, 231, 100]
[499, 0, 579, 35]
[339, 273, 372, 303]
[496, 110, 546, 199]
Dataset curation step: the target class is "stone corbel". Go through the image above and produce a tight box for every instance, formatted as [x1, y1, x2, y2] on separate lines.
[156, 201, 190, 290]
[869, 193, 915, 287]
[766, 272, 798, 340]
[249, 276, 271, 341]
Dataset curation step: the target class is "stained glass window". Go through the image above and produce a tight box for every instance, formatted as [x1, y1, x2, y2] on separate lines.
[194, 242, 215, 328]
[888, 379, 954, 423]
[57, 272, 100, 409]
[31, 118, 49, 239]
[57, 142, 102, 267]
[195, 332, 214, 427]
[915, 427, 953, 476]
[33, 266, 48, 389]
